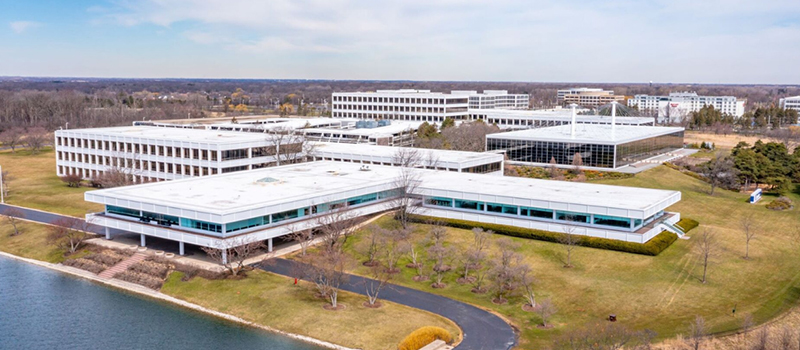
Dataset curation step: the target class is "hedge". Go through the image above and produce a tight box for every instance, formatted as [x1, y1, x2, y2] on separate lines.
[674, 218, 699, 233]
[398, 326, 453, 350]
[409, 215, 678, 256]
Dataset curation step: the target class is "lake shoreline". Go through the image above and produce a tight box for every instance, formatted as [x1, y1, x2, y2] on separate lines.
[0, 251, 357, 350]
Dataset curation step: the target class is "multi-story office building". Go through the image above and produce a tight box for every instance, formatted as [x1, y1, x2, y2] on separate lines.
[55, 125, 506, 182]
[556, 88, 626, 107]
[331, 89, 529, 122]
[331, 89, 470, 122]
[469, 109, 654, 129]
[55, 126, 302, 183]
[486, 124, 684, 170]
[86, 161, 682, 258]
[627, 92, 746, 122]
[452, 90, 529, 110]
[779, 96, 800, 112]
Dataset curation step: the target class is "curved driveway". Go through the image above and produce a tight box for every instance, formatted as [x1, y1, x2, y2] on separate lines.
[1, 203, 518, 350]
[260, 258, 517, 350]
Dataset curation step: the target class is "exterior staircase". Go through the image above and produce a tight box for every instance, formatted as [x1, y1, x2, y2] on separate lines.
[98, 253, 147, 279]
[659, 221, 687, 239]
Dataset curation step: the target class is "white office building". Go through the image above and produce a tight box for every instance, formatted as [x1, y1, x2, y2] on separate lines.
[779, 96, 800, 112]
[55, 125, 506, 182]
[627, 92, 746, 122]
[331, 89, 529, 122]
[469, 109, 654, 129]
[557, 88, 626, 107]
[85, 161, 682, 258]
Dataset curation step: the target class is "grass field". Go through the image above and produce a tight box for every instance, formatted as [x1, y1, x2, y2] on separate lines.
[162, 270, 461, 350]
[336, 166, 800, 348]
[0, 221, 89, 263]
[0, 148, 102, 217]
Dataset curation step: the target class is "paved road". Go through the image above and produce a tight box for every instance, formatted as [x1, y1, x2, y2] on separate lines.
[260, 258, 517, 350]
[3, 202, 519, 350]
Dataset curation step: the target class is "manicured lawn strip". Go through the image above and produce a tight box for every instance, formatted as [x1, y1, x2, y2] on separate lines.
[336, 165, 800, 348]
[0, 148, 102, 217]
[0, 221, 89, 263]
[161, 270, 461, 350]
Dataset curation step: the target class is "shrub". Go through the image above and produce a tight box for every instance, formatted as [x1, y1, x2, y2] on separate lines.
[409, 215, 678, 256]
[115, 270, 164, 290]
[129, 260, 171, 279]
[767, 196, 794, 211]
[674, 218, 699, 233]
[63, 258, 106, 274]
[398, 326, 453, 350]
[83, 250, 129, 266]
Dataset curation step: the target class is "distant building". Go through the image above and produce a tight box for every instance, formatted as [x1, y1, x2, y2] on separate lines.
[556, 88, 626, 107]
[468, 109, 654, 129]
[331, 89, 529, 122]
[779, 96, 800, 112]
[627, 92, 745, 123]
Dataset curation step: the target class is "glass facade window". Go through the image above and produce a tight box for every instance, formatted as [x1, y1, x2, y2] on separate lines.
[271, 208, 302, 223]
[593, 214, 631, 229]
[106, 205, 141, 218]
[142, 211, 179, 226]
[556, 211, 590, 223]
[226, 217, 266, 233]
[455, 199, 484, 211]
[615, 131, 685, 167]
[427, 197, 453, 207]
[487, 202, 518, 215]
[180, 218, 222, 233]
[521, 207, 553, 219]
[347, 193, 379, 206]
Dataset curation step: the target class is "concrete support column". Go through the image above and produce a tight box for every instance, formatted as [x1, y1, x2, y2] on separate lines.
[221, 249, 228, 265]
[105, 227, 111, 240]
[179, 241, 185, 256]
[268, 238, 273, 252]
[140, 234, 146, 247]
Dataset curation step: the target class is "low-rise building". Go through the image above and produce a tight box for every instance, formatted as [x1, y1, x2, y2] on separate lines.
[557, 88, 626, 107]
[779, 96, 800, 112]
[469, 109, 654, 129]
[85, 161, 682, 258]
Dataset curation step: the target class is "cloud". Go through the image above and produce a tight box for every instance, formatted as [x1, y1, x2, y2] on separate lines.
[87, 0, 800, 82]
[9, 21, 41, 34]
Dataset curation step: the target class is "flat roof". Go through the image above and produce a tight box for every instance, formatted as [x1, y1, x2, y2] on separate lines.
[311, 142, 503, 166]
[472, 109, 653, 124]
[486, 124, 684, 145]
[88, 161, 679, 218]
[57, 126, 276, 144]
[419, 170, 678, 212]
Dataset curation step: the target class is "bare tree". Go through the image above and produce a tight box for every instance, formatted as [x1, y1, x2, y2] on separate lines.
[470, 261, 489, 294]
[571, 152, 583, 175]
[458, 228, 490, 284]
[389, 148, 421, 229]
[301, 248, 350, 309]
[549, 156, 561, 179]
[0, 127, 24, 152]
[685, 315, 706, 350]
[519, 263, 537, 309]
[363, 263, 392, 307]
[359, 224, 382, 266]
[315, 205, 362, 253]
[538, 298, 557, 327]
[202, 236, 266, 276]
[489, 237, 522, 304]
[558, 225, 581, 268]
[393, 147, 422, 168]
[47, 217, 94, 254]
[427, 224, 454, 288]
[285, 224, 313, 257]
[265, 127, 315, 166]
[741, 313, 754, 341]
[2, 207, 25, 236]
[23, 127, 49, 154]
[741, 213, 759, 260]
[696, 229, 718, 283]
[379, 226, 410, 273]
[94, 151, 143, 187]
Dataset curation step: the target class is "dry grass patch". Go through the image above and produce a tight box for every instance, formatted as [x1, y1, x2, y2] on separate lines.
[161, 269, 460, 350]
[0, 220, 88, 263]
[0, 148, 102, 216]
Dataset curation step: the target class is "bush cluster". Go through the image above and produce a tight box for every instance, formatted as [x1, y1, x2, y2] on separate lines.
[674, 218, 699, 233]
[129, 260, 171, 279]
[398, 326, 453, 350]
[410, 215, 678, 256]
[767, 196, 794, 211]
[83, 250, 129, 267]
[114, 270, 164, 290]
[63, 258, 106, 274]
[170, 261, 227, 281]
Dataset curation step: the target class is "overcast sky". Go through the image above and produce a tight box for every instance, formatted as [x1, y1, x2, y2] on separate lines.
[1, 0, 799, 84]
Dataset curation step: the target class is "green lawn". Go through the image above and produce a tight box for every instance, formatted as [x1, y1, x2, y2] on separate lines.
[336, 166, 800, 349]
[0, 221, 89, 263]
[162, 270, 460, 350]
[0, 148, 102, 217]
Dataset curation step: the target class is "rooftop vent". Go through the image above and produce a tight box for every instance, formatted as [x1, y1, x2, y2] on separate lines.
[257, 177, 280, 183]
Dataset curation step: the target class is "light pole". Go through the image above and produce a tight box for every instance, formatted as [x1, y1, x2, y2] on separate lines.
[1, 165, 4, 204]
